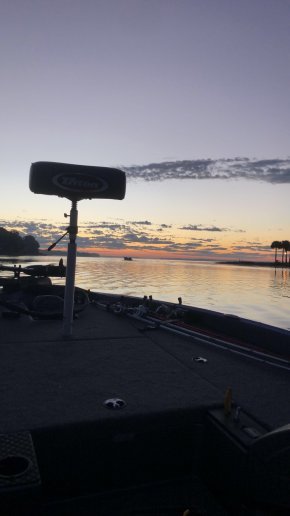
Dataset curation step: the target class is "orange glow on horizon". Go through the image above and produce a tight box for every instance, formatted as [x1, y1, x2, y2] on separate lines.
[71, 246, 274, 262]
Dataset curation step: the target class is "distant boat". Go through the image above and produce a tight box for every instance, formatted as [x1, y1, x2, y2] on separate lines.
[124, 256, 133, 261]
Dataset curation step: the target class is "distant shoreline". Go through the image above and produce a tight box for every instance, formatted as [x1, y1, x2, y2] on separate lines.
[218, 260, 289, 268]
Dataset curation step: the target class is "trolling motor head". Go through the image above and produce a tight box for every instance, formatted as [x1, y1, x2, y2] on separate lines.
[29, 161, 126, 201]
[29, 161, 126, 338]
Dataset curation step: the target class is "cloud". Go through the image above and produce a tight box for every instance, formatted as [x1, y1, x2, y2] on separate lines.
[93, 236, 127, 249]
[179, 224, 245, 233]
[191, 238, 215, 243]
[179, 224, 226, 232]
[0, 217, 266, 258]
[232, 242, 271, 252]
[123, 232, 172, 244]
[96, 222, 126, 231]
[124, 158, 290, 183]
[131, 220, 152, 226]
[159, 241, 228, 254]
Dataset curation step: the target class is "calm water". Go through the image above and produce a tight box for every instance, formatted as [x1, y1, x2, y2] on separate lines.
[1, 256, 290, 330]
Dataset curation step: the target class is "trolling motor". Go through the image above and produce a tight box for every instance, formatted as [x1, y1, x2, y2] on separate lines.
[29, 161, 126, 337]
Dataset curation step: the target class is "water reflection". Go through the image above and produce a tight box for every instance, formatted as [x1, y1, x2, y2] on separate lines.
[1, 256, 290, 329]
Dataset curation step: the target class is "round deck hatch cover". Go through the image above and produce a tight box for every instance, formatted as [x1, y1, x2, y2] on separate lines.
[103, 398, 126, 410]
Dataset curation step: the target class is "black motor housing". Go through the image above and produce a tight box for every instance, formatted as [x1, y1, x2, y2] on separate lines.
[29, 161, 126, 201]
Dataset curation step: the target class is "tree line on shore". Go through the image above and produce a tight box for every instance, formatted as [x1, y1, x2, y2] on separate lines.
[0, 227, 39, 255]
[271, 240, 290, 264]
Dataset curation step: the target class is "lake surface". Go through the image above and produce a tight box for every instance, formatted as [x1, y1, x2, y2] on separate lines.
[1, 256, 290, 330]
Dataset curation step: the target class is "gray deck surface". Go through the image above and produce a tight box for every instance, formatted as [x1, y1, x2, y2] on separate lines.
[1, 301, 290, 515]
[1, 302, 289, 433]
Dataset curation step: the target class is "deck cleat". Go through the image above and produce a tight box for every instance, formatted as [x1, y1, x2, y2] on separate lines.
[103, 398, 127, 410]
[193, 356, 208, 363]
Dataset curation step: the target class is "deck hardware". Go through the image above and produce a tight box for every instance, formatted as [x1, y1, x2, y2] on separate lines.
[139, 324, 159, 333]
[234, 406, 241, 422]
[193, 356, 207, 363]
[103, 398, 126, 410]
[224, 387, 232, 415]
[135, 305, 148, 317]
[242, 426, 261, 439]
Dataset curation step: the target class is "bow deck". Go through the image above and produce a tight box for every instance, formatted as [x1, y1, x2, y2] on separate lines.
[1, 300, 290, 514]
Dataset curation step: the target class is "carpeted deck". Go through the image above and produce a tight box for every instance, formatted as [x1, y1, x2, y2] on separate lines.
[1, 302, 290, 514]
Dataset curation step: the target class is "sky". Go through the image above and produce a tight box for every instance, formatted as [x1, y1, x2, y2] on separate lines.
[0, 0, 290, 260]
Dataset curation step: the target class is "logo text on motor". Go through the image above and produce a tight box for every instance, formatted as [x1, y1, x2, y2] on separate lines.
[53, 173, 108, 193]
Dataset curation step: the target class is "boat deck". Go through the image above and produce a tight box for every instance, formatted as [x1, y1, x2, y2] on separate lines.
[1, 303, 289, 431]
[1, 301, 290, 514]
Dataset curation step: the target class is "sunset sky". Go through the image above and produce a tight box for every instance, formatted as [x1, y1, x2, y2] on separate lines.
[1, 0, 290, 260]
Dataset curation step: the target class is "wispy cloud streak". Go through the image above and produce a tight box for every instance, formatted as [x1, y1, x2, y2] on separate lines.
[179, 224, 245, 233]
[180, 224, 225, 232]
[124, 158, 290, 183]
